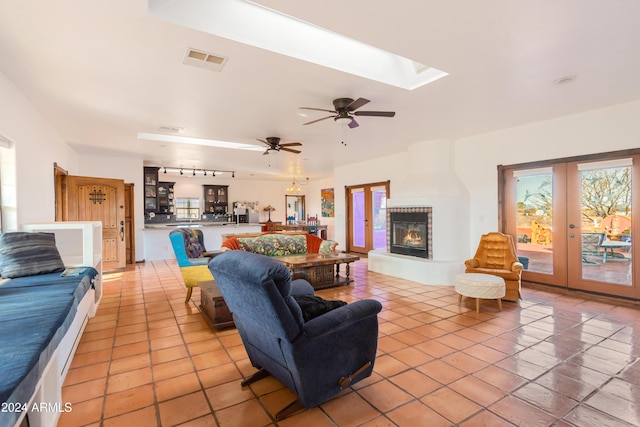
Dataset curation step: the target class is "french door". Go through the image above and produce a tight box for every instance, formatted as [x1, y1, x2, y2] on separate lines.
[346, 181, 389, 254]
[502, 151, 640, 299]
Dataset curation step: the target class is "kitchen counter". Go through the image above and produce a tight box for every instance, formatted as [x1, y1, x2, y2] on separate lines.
[143, 223, 262, 261]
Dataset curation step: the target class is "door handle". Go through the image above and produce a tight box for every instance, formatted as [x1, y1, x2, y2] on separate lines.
[120, 227, 124, 241]
[569, 233, 575, 238]
[569, 224, 576, 229]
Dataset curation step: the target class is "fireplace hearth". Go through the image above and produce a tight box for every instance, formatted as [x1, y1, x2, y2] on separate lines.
[388, 207, 432, 259]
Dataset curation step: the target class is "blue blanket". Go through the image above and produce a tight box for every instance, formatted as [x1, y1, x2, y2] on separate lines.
[0, 268, 97, 427]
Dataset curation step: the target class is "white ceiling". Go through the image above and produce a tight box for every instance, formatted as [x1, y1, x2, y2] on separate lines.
[1, 0, 639, 181]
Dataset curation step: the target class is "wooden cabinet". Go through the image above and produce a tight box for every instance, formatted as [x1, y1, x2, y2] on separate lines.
[144, 167, 159, 213]
[157, 182, 175, 214]
[203, 185, 229, 214]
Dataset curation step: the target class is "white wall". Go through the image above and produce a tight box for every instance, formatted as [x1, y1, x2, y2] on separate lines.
[455, 99, 640, 254]
[0, 71, 79, 227]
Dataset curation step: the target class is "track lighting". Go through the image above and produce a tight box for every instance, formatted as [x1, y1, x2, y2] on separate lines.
[163, 167, 167, 174]
[180, 169, 183, 175]
[193, 169, 196, 176]
[232, 171, 235, 178]
[157, 167, 234, 176]
[212, 171, 216, 177]
[203, 170, 207, 176]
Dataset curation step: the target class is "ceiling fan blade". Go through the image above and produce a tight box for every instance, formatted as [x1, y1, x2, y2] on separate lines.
[257, 138, 271, 146]
[280, 142, 302, 147]
[353, 111, 396, 117]
[263, 149, 270, 155]
[299, 107, 336, 113]
[303, 115, 335, 125]
[348, 118, 359, 129]
[280, 147, 301, 154]
[346, 98, 370, 111]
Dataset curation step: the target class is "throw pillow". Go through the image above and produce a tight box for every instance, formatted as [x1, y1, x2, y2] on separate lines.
[0, 232, 65, 278]
[292, 294, 347, 322]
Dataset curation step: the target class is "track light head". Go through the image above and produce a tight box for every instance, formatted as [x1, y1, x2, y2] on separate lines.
[180, 169, 183, 175]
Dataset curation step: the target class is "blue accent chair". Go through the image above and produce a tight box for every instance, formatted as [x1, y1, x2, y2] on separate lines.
[169, 228, 219, 303]
[209, 250, 382, 419]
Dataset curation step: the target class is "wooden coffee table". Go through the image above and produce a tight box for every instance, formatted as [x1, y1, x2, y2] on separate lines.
[273, 253, 360, 289]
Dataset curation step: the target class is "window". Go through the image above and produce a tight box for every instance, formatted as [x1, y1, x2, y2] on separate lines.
[175, 197, 200, 220]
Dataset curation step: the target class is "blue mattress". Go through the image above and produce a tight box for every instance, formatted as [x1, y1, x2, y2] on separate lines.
[0, 267, 97, 427]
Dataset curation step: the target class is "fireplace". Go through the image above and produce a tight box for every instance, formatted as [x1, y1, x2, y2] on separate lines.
[388, 207, 432, 259]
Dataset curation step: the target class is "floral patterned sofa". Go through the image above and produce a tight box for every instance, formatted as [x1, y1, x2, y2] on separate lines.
[221, 233, 338, 257]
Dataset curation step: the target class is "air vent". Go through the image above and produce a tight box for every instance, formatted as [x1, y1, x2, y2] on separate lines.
[183, 48, 228, 72]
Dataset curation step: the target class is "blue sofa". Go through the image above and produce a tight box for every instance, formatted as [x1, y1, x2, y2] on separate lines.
[209, 251, 382, 419]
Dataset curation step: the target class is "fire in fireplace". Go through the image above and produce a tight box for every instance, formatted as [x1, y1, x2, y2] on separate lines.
[388, 207, 432, 259]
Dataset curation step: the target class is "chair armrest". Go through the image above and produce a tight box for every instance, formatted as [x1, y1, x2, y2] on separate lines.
[511, 261, 524, 274]
[465, 258, 479, 269]
[302, 299, 382, 338]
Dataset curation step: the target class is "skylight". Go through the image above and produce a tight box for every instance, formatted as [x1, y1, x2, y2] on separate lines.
[148, 0, 448, 90]
[137, 132, 265, 151]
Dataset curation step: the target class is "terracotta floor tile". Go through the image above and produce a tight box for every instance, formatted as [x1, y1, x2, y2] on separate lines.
[155, 372, 202, 402]
[441, 351, 489, 374]
[563, 404, 636, 427]
[197, 362, 243, 388]
[106, 367, 153, 394]
[358, 379, 413, 412]
[413, 339, 456, 358]
[150, 344, 189, 365]
[388, 370, 442, 398]
[459, 409, 516, 426]
[158, 391, 212, 426]
[513, 382, 578, 418]
[473, 365, 528, 393]
[205, 379, 255, 410]
[112, 341, 150, 359]
[386, 400, 451, 427]
[495, 355, 550, 380]
[152, 357, 195, 381]
[449, 375, 506, 407]
[373, 354, 411, 377]
[321, 391, 380, 427]
[103, 384, 155, 419]
[69, 348, 113, 369]
[56, 397, 104, 427]
[215, 398, 272, 427]
[109, 353, 151, 375]
[490, 395, 559, 427]
[377, 336, 409, 354]
[534, 370, 598, 401]
[282, 407, 349, 426]
[420, 387, 482, 424]
[102, 405, 158, 427]
[62, 377, 107, 404]
[65, 362, 110, 386]
[585, 388, 640, 425]
[389, 347, 433, 367]
[417, 359, 466, 385]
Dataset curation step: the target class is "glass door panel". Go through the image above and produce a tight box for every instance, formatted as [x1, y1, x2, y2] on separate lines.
[568, 158, 635, 293]
[350, 188, 366, 251]
[514, 168, 554, 275]
[371, 186, 387, 250]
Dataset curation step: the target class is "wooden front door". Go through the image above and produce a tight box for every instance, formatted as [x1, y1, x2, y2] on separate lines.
[65, 175, 126, 271]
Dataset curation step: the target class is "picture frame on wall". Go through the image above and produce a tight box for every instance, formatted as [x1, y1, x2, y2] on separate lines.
[321, 188, 334, 217]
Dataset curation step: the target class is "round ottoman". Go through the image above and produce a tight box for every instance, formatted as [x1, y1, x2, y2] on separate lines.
[455, 273, 506, 314]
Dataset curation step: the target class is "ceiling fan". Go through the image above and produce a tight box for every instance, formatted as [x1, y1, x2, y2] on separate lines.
[258, 137, 302, 155]
[300, 97, 395, 129]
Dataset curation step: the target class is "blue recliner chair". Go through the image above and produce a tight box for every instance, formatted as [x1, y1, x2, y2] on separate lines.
[209, 251, 382, 420]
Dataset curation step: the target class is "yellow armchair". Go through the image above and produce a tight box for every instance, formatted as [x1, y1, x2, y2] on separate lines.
[465, 232, 523, 302]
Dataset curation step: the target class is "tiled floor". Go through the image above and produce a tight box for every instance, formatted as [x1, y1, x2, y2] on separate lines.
[57, 259, 640, 427]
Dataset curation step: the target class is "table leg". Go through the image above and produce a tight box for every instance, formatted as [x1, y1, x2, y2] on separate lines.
[336, 263, 340, 279]
[497, 298, 502, 311]
[345, 263, 351, 282]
